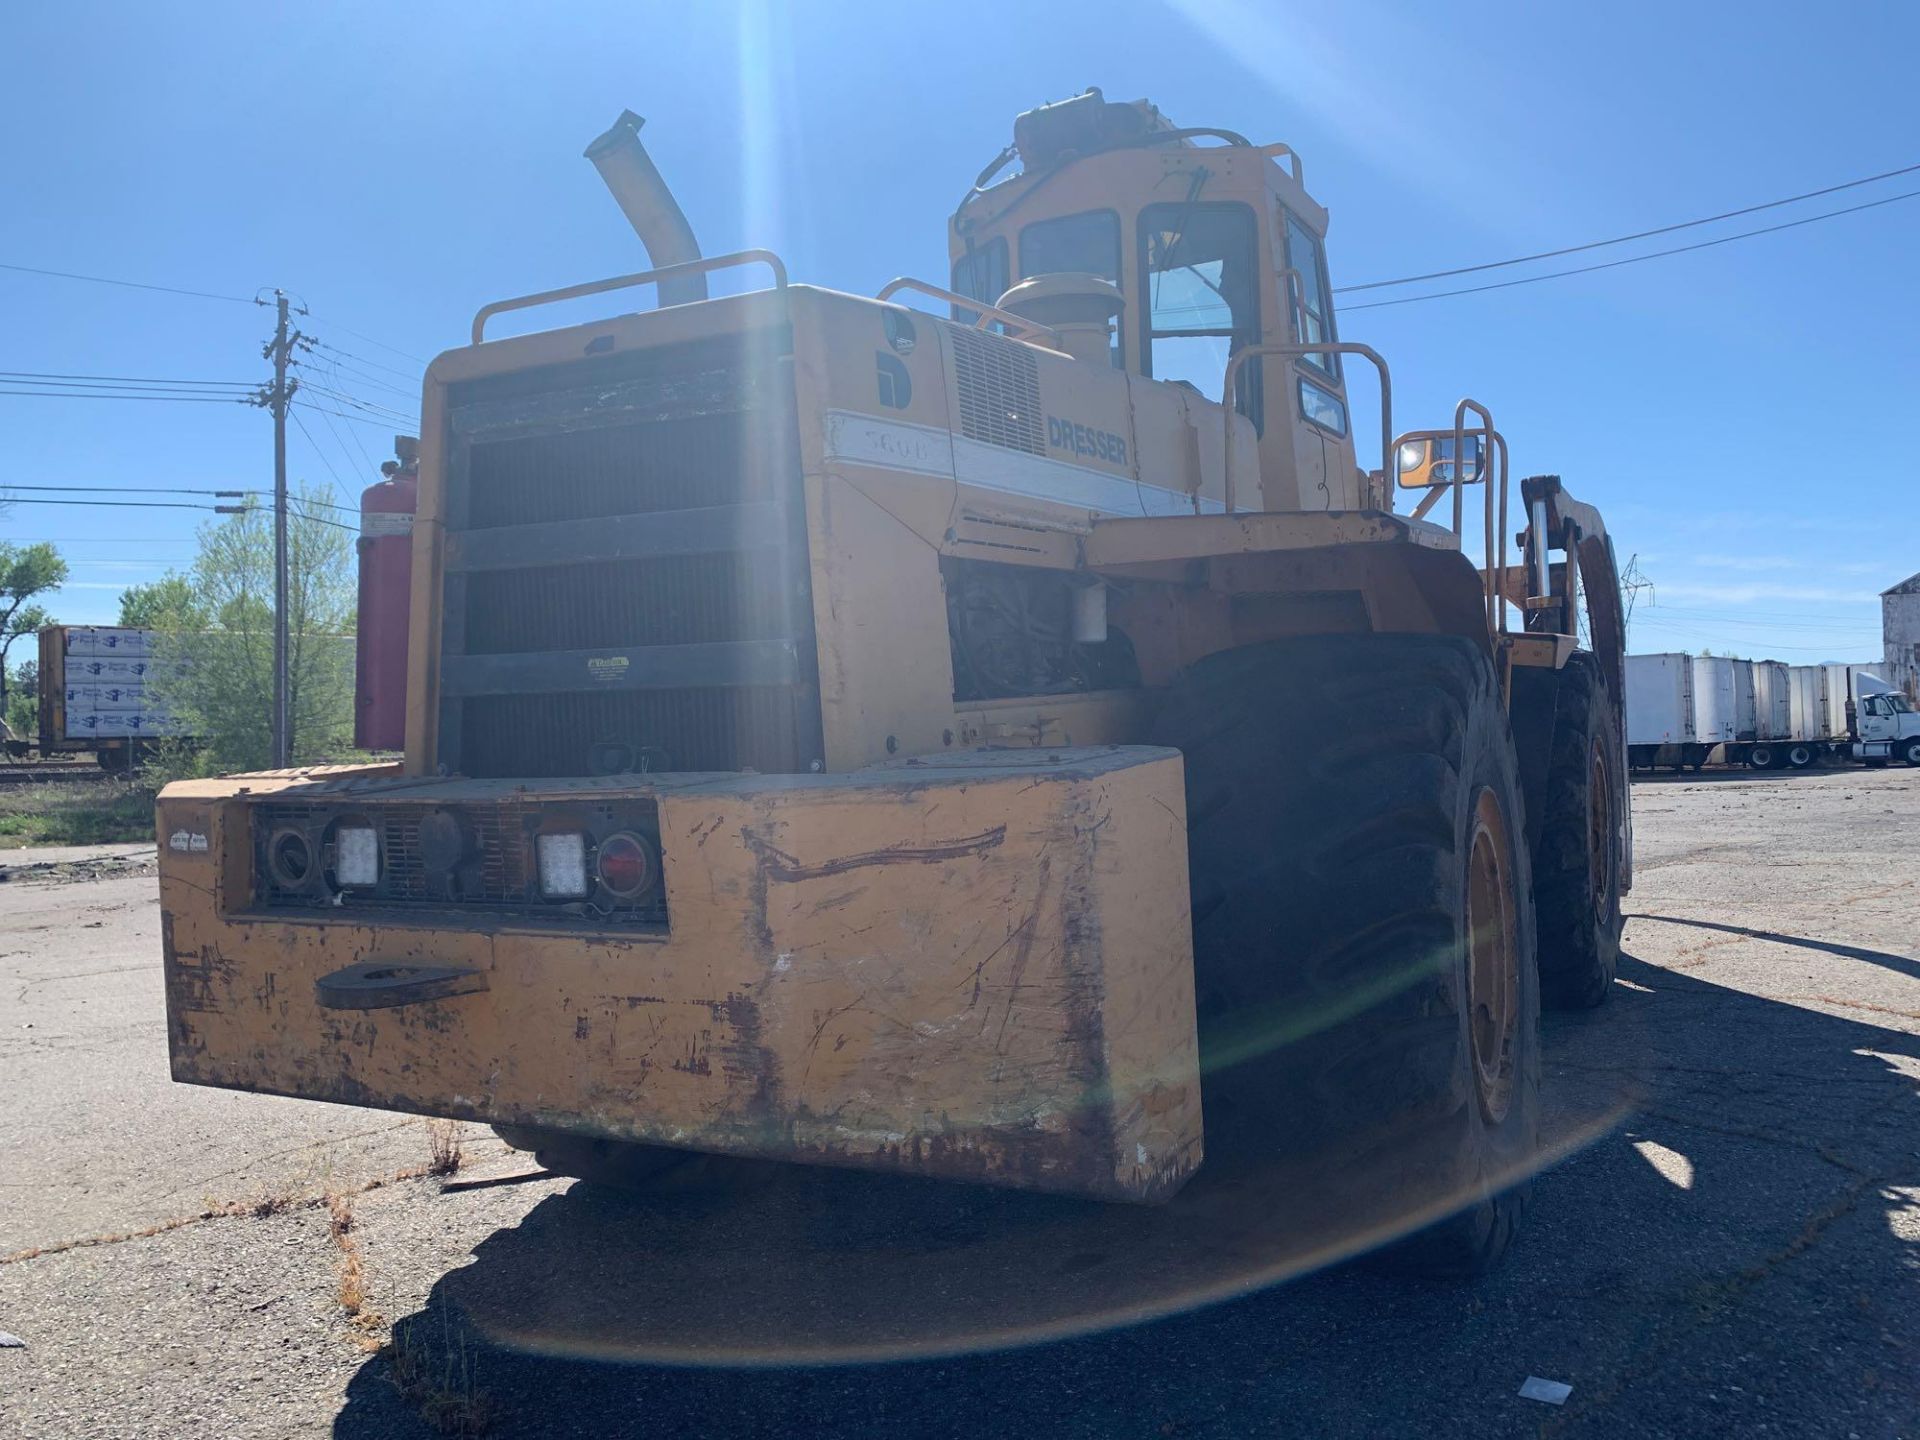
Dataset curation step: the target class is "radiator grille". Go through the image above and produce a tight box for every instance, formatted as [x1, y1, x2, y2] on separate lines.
[250, 797, 667, 929]
[458, 689, 806, 779]
[439, 335, 820, 781]
[950, 327, 1045, 455]
[462, 554, 793, 655]
[465, 403, 771, 529]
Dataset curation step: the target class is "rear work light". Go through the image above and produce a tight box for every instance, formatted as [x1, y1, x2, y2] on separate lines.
[594, 830, 659, 900]
[332, 825, 380, 888]
[266, 826, 318, 891]
[536, 832, 592, 899]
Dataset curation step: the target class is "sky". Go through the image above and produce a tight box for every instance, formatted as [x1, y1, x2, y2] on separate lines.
[2, 0, 1916, 663]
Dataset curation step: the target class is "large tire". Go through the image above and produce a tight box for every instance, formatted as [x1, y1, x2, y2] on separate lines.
[1510, 656, 1623, 1010]
[1154, 634, 1541, 1278]
[1901, 737, 1920, 768]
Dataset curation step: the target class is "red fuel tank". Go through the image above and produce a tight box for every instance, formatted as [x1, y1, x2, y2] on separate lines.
[354, 437, 418, 752]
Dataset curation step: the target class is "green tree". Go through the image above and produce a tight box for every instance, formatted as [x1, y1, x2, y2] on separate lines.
[142, 485, 356, 771]
[0, 541, 69, 721]
[5, 659, 36, 742]
[118, 573, 204, 629]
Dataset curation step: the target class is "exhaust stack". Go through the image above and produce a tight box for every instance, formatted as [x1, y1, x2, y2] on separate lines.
[583, 109, 706, 306]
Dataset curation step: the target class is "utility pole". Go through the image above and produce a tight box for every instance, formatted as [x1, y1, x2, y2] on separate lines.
[263, 290, 296, 768]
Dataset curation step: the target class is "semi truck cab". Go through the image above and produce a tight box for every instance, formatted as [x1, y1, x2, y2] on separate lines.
[1855, 690, 1920, 764]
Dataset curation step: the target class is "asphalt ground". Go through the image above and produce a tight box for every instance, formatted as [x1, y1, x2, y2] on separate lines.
[1, 765, 1916, 1438]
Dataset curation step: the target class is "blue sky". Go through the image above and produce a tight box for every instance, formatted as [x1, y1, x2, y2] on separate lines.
[3, 0, 1915, 662]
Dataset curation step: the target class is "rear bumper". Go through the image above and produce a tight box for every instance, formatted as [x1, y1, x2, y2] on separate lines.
[157, 746, 1202, 1203]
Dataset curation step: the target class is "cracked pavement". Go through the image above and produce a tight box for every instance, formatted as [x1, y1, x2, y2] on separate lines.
[1, 765, 1916, 1438]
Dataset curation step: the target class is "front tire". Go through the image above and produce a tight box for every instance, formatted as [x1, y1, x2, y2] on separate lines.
[1155, 634, 1541, 1278]
[1510, 656, 1624, 1010]
[1901, 737, 1920, 768]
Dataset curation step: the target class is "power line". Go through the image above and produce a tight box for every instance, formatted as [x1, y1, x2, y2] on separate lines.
[0, 491, 357, 533]
[306, 317, 428, 366]
[0, 484, 248, 497]
[302, 356, 415, 401]
[296, 382, 413, 424]
[1338, 159, 1920, 294]
[286, 501, 359, 535]
[290, 407, 349, 492]
[0, 482, 358, 515]
[7, 537, 200, 544]
[295, 375, 413, 413]
[295, 402, 404, 430]
[1342, 187, 1920, 312]
[0, 370, 254, 388]
[0, 497, 247, 512]
[305, 364, 378, 474]
[308, 345, 420, 393]
[0, 389, 251, 403]
[1635, 610, 1879, 632]
[0, 260, 255, 305]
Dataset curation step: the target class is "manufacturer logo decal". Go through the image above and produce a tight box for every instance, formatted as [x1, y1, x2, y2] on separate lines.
[883, 309, 917, 354]
[1046, 415, 1127, 466]
[587, 656, 630, 683]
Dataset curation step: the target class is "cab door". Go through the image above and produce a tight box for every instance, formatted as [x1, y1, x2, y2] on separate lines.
[1858, 694, 1894, 742]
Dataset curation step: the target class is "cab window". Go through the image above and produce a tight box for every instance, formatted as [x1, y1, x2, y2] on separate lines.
[1139, 201, 1261, 429]
[1020, 211, 1123, 367]
[1020, 210, 1121, 283]
[950, 237, 1009, 325]
[1283, 210, 1339, 379]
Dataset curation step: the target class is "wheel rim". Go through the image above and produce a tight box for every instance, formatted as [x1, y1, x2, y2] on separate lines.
[1588, 741, 1614, 922]
[1465, 787, 1519, 1126]
[1752, 747, 1772, 768]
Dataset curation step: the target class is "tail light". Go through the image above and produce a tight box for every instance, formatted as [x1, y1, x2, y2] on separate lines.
[594, 831, 658, 900]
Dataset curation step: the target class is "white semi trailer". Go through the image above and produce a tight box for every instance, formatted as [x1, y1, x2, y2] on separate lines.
[1748, 661, 1792, 766]
[1628, 654, 1919, 770]
[1626, 653, 1711, 771]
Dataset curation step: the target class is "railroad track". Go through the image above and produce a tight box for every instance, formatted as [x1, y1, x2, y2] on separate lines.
[0, 763, 113, 786]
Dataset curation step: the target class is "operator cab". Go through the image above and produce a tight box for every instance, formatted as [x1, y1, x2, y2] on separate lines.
[949, 88, 1360, 513]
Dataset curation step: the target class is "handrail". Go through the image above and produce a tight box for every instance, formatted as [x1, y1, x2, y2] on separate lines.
[875, 277, 1059, 344]
[469, 249, 788, 344]
[1452, 399, 1499, 634]
[1492, 429, 1511, 635]
[1221, 341, 1390, 515]
[1259, 142, 1304, 187]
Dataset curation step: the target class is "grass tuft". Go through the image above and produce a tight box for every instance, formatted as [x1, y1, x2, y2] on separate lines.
[0, 777, 157, 849]
[425, 1120, 466, 1178]
[384, 1311, 498, 1436]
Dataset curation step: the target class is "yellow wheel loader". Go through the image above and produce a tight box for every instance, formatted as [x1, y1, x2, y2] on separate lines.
[157, 90, 1629, 1276]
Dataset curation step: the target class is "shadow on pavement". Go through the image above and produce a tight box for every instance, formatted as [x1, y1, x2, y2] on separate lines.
[1632, 914, 1920, 982]
[335, 951, 1920, 1439]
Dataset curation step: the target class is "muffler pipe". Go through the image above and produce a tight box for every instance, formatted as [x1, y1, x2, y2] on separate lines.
[583, 109, 707, 307]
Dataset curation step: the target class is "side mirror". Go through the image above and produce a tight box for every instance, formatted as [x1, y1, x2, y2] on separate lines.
[1395, 432, 1484, 489]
